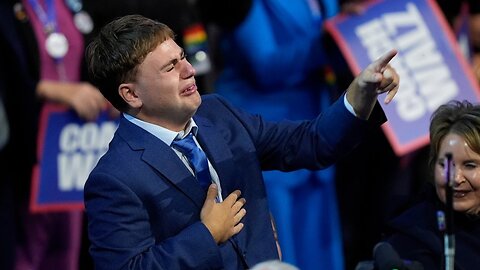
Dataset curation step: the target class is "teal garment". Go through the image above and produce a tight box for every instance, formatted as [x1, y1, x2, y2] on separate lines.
[214, 0, 343, 269]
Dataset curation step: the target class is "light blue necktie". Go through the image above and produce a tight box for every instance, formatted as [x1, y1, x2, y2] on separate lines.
[171, 133, 211, 190]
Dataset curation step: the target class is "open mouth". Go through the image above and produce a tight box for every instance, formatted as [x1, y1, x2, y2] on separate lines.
[181, 84, 197, 95]
[453, 190, 470, 198]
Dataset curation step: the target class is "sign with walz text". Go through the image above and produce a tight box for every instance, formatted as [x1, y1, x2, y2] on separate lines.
[30, 104, 119, 212]
[325, 0, 480, 156]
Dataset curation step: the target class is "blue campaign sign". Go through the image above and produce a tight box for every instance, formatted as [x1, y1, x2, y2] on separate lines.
[325, 0, 480, 156]
[30, 104, 119, 212]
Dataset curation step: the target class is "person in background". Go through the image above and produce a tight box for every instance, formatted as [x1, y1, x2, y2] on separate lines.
[384, 100, 480, 270]
[83, 14, 399, 270]
[333, 1, 480, 268]
[0, 0, 109, 269]
[196, 0, 348, 268]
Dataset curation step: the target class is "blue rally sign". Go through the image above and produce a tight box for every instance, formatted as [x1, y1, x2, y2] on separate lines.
[30, 104, 119, 212]
[325, 0, 480, 156]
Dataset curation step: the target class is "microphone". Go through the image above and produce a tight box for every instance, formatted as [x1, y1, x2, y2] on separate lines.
[354, 242, 424, 270]
[373, 242, 424, 270]
[373, 242, 404, 270]
[443, 153, 455, 270]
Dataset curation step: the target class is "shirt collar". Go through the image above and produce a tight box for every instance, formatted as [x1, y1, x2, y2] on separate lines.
[123, 113, 198, 146]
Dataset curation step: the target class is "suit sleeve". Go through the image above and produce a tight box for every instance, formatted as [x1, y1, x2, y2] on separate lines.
[206, 93, 386, 171]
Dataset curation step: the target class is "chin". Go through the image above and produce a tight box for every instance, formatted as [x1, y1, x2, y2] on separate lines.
[193, 94, 202, 107]
[186, 102, 200, 117]
[454, 202, 475, 214]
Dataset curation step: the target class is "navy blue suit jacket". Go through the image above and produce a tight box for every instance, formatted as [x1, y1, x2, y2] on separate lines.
[84, 93, 385, 269]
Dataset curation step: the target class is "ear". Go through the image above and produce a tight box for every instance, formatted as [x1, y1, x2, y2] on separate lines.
[119, 83, 142, 109]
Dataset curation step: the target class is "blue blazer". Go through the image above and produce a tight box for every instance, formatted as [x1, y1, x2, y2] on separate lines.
[84, 93, 385, 270]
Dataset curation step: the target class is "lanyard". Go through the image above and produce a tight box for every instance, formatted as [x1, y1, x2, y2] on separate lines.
[28, 0, 57, 34]
[27, 0, 69, 76]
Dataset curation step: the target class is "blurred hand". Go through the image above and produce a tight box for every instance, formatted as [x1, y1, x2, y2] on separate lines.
[37, 80, 108, 121]
[68, 82, 108, 121]
[472, 53, 480, 83]
[341, 0, 368, 15]
[346, 49, 399, 119]
[200, 184, 246, 244]
[107, 103, 121, 119]
[469, 14, 480, 52]
[470, 14, 480, 84]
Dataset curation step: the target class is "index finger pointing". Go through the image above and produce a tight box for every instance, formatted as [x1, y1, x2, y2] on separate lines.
[372, 49, 398, 72]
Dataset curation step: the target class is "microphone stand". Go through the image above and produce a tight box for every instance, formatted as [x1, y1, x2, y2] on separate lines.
[443, 153, 455, 270]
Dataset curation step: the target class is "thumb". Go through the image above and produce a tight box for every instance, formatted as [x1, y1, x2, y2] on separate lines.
[360, 71, 383, 85]
[205, 184, 218, 203]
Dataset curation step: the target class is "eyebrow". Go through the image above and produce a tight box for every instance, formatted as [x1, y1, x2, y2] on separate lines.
[160, 49, 185, 70]
[438, 157, 480, 164]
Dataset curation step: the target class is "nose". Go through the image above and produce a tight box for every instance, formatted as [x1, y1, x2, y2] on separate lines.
[179, 58, 196, 78]
[453, 167, 466, 186]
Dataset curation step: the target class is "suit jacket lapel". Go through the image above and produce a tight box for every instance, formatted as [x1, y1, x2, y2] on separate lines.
[117, 118, 205, 208]
[194, 115, 249, 248]
[194, 115, 238, 199]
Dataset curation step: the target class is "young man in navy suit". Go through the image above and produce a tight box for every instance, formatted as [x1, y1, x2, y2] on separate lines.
[84, 14, 399, 270]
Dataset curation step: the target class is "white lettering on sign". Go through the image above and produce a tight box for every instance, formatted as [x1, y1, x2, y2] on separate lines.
[57, 121, 117, 191]
[355, 2, 458, 121]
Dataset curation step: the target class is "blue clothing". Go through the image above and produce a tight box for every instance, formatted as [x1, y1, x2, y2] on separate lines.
[84, 94, 386, 270]
[385, 185, 480, 270]
[213, 0, 342, 268]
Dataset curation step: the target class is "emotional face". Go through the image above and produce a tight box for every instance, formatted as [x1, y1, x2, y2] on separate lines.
[128, 38, 200, 131]
[435, 133, 480, 215]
